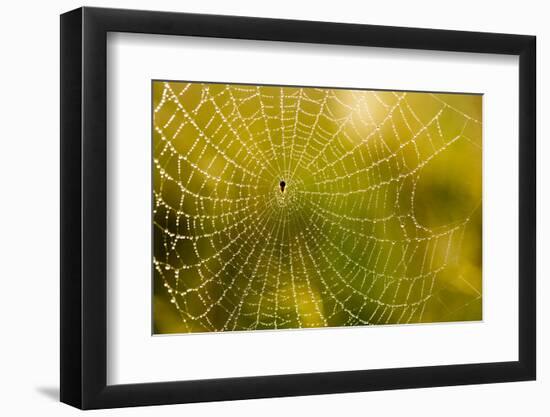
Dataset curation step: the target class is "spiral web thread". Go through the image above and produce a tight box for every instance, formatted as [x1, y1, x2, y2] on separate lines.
[153, 81, 482, 334]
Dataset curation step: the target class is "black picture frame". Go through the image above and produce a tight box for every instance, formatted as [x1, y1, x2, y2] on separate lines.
[60, 6, 536, 410]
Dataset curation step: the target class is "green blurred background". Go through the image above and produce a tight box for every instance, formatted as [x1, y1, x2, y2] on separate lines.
[152, 81, 482, 334]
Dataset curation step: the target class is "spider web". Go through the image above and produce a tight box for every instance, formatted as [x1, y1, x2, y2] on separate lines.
[152, 81, 482, 334]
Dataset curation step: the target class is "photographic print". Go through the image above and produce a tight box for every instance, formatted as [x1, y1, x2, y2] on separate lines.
[152, 81, 482, 334]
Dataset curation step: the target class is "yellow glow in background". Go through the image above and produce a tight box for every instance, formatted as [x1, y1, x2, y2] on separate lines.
[152, 81, 482, 334]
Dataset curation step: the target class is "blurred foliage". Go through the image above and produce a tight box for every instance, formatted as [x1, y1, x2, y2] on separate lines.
[152, 81, 482, 334]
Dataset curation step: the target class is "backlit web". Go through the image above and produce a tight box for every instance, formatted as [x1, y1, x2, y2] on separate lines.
[153, 81, 482, 334]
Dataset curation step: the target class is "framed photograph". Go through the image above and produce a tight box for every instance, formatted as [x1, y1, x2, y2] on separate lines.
[60, 6, 536, 409]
